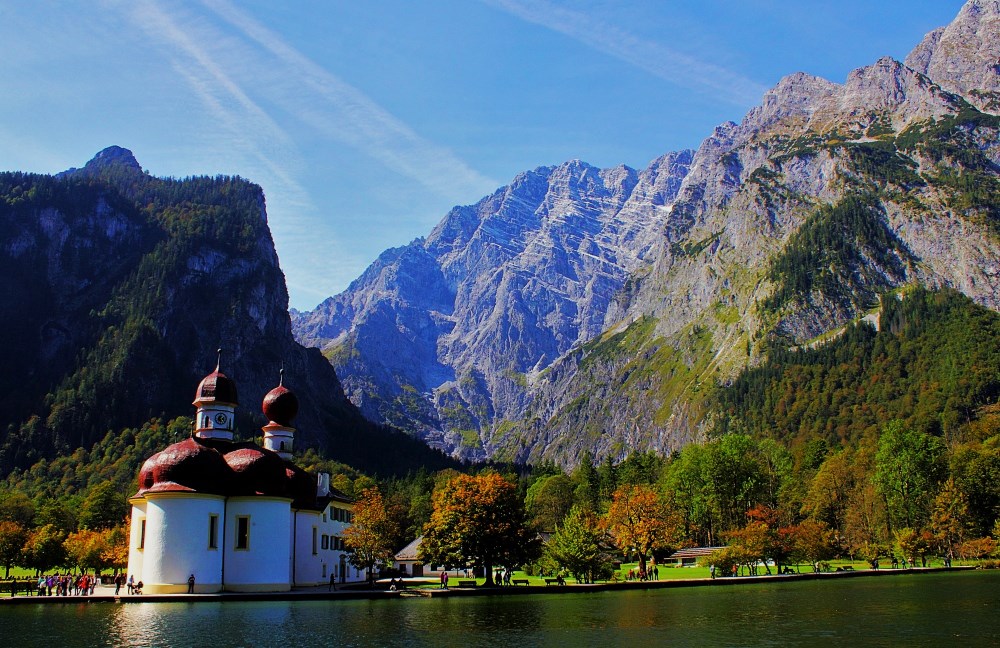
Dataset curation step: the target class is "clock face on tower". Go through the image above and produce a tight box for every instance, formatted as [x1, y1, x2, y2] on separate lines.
[214, 413, 228, 427]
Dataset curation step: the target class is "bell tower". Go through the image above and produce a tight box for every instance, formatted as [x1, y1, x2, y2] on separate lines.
[262, 368, 299, 460]
[193, 349, 239, 440]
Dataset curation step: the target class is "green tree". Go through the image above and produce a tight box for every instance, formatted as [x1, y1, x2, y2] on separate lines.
[802, 449, 858, 536]
[931, 477, 970, 559]
[874, 421, 946, 532]
[661, 443, 716, 545]
[420, 472, 539, 586]
[0, 520, 27, 577]
[545, 505, 608, 583]
[950, 442, 1000, 536]
[705, 434, 766, 532]
[22, 524, 66, 574]
[525, 474, 576, 531]
[79, 482, 129, 530]
[572, 452, 600, 512]
[0, 490, 35, 526]
[35, 497, 78, 533]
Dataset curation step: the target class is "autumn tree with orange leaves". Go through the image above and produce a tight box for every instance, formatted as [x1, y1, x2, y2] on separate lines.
[419, 472, 538, 586]
[343, 487, 400, 583]
[604, 483, 682, 574]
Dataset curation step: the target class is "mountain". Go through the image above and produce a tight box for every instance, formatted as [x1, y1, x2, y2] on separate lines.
[294, 0, 1000, 466]
[0, 147, 452, 477]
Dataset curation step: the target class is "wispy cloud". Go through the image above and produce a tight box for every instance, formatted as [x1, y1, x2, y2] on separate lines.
[126, 0, 311, 205]
[200, 0, 498, 200]
[117, 0, 498, 307]
[485, 0, 767, 107]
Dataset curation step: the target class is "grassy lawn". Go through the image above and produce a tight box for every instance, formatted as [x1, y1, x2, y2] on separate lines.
[400, 557, 981, 590]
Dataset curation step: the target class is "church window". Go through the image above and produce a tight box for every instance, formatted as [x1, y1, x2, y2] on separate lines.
[322, 535, 329, 550]
[236, 516, 250, 550]
[208, 514, 219, 549]
[312, 527, 318, 555]
[138, 519, 146, 550]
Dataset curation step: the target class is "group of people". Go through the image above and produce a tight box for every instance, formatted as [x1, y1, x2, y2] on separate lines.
[624, 565, 659, 581]
[34, 573, 98, 596]
[117, 573, 143, 595]
[493, 567, 514, 586]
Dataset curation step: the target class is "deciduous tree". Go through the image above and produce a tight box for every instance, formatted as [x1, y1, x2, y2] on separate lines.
[79, 482, 128, 530]
[343, 487, 400, 583]
[64, 528, 110, 573]
[525, 474, 575, 532]
[420, 472, 538, 586]
[545, 505, 608, 583]
[875, 421, 946, 532]
[22, 524, 66, 574]
[604, 483, 681, 574]
[0, 520, 27, 578]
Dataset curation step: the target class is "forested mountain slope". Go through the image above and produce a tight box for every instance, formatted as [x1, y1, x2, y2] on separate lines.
[0, 147, 452, 478]
[295, 0, 1000, 468]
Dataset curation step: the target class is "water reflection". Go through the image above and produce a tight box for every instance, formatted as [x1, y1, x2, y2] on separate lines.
[2, 572, 999, 647]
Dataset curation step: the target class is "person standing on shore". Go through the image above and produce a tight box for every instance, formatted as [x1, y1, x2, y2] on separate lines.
[187, 574, 195, 594]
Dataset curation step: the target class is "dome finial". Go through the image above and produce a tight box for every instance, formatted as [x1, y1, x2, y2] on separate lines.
[216, 348, 223, 371]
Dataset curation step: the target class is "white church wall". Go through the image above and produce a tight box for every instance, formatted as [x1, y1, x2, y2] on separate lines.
[224, 497, 291, 592]
[137, 493, 225, 594]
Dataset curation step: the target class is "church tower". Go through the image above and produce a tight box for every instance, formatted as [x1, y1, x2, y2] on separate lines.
[262, 368, 299, 460]
[193, 349, 238, 440]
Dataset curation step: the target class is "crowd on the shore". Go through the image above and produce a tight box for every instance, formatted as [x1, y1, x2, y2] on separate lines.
[24, 572, 143, 596]
[32, 573, 99, 596]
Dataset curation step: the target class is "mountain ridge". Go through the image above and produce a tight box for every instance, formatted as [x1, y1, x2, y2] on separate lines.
[295, 0, 1000, 466]
[0, 148, 453, 476]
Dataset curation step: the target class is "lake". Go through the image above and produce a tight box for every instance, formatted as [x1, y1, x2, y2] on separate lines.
[1, 570, 998, 647]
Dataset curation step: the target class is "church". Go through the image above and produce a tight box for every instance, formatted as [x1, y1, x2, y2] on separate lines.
[126, 354, 362, 593]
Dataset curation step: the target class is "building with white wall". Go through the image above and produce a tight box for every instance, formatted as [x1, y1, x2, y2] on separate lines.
[126, 357, 360, 593]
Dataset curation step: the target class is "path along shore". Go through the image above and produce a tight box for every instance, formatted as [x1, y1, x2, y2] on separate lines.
[0, 566, 976, 605]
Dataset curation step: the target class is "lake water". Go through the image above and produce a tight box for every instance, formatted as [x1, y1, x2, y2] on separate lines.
[2, 571, 998, 647]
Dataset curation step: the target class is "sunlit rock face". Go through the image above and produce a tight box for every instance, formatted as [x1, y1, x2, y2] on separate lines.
[295, 1, 1000, 467]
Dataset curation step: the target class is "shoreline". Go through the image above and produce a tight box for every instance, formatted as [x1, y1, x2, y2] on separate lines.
[0, 565, 977, 605]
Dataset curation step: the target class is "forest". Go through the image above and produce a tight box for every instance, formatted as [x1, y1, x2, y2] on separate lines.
[3, 286, 1000, 580]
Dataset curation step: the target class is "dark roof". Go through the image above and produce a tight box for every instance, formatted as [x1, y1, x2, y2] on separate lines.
[194, 368, 239, 406]
[263, 383, 298, 426]
[135, 435, 326, 510]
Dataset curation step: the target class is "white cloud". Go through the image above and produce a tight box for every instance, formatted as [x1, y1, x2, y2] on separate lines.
[200, 0, 498, 200]
[485, 0, 768, 106]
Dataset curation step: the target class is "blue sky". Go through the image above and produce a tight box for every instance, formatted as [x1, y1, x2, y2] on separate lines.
[0, 0, 967, 310]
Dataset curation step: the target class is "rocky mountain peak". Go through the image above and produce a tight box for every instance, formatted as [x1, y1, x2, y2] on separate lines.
[59, 146, 144, 179]
[904, 0, 1000, 113]
[86, 146, 142, 171]
[293, 0, 1000, 466]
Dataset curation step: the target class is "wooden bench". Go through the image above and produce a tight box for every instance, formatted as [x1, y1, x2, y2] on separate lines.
[456, 580, 477, 588]
[544, 578, 564, 586]
[512, 579, 529, 586]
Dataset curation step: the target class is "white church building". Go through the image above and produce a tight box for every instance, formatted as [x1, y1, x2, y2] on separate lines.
[126, 356, 364, 593]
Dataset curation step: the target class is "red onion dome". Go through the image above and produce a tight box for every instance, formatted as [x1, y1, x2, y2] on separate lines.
[285, 463, 318, 510]
[136, 438, 233, 496]
[194, 369, 238, 406]
[193, 350, 238, 406]
[224, 447, 290, 497]
[262, 371, 298, 426]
